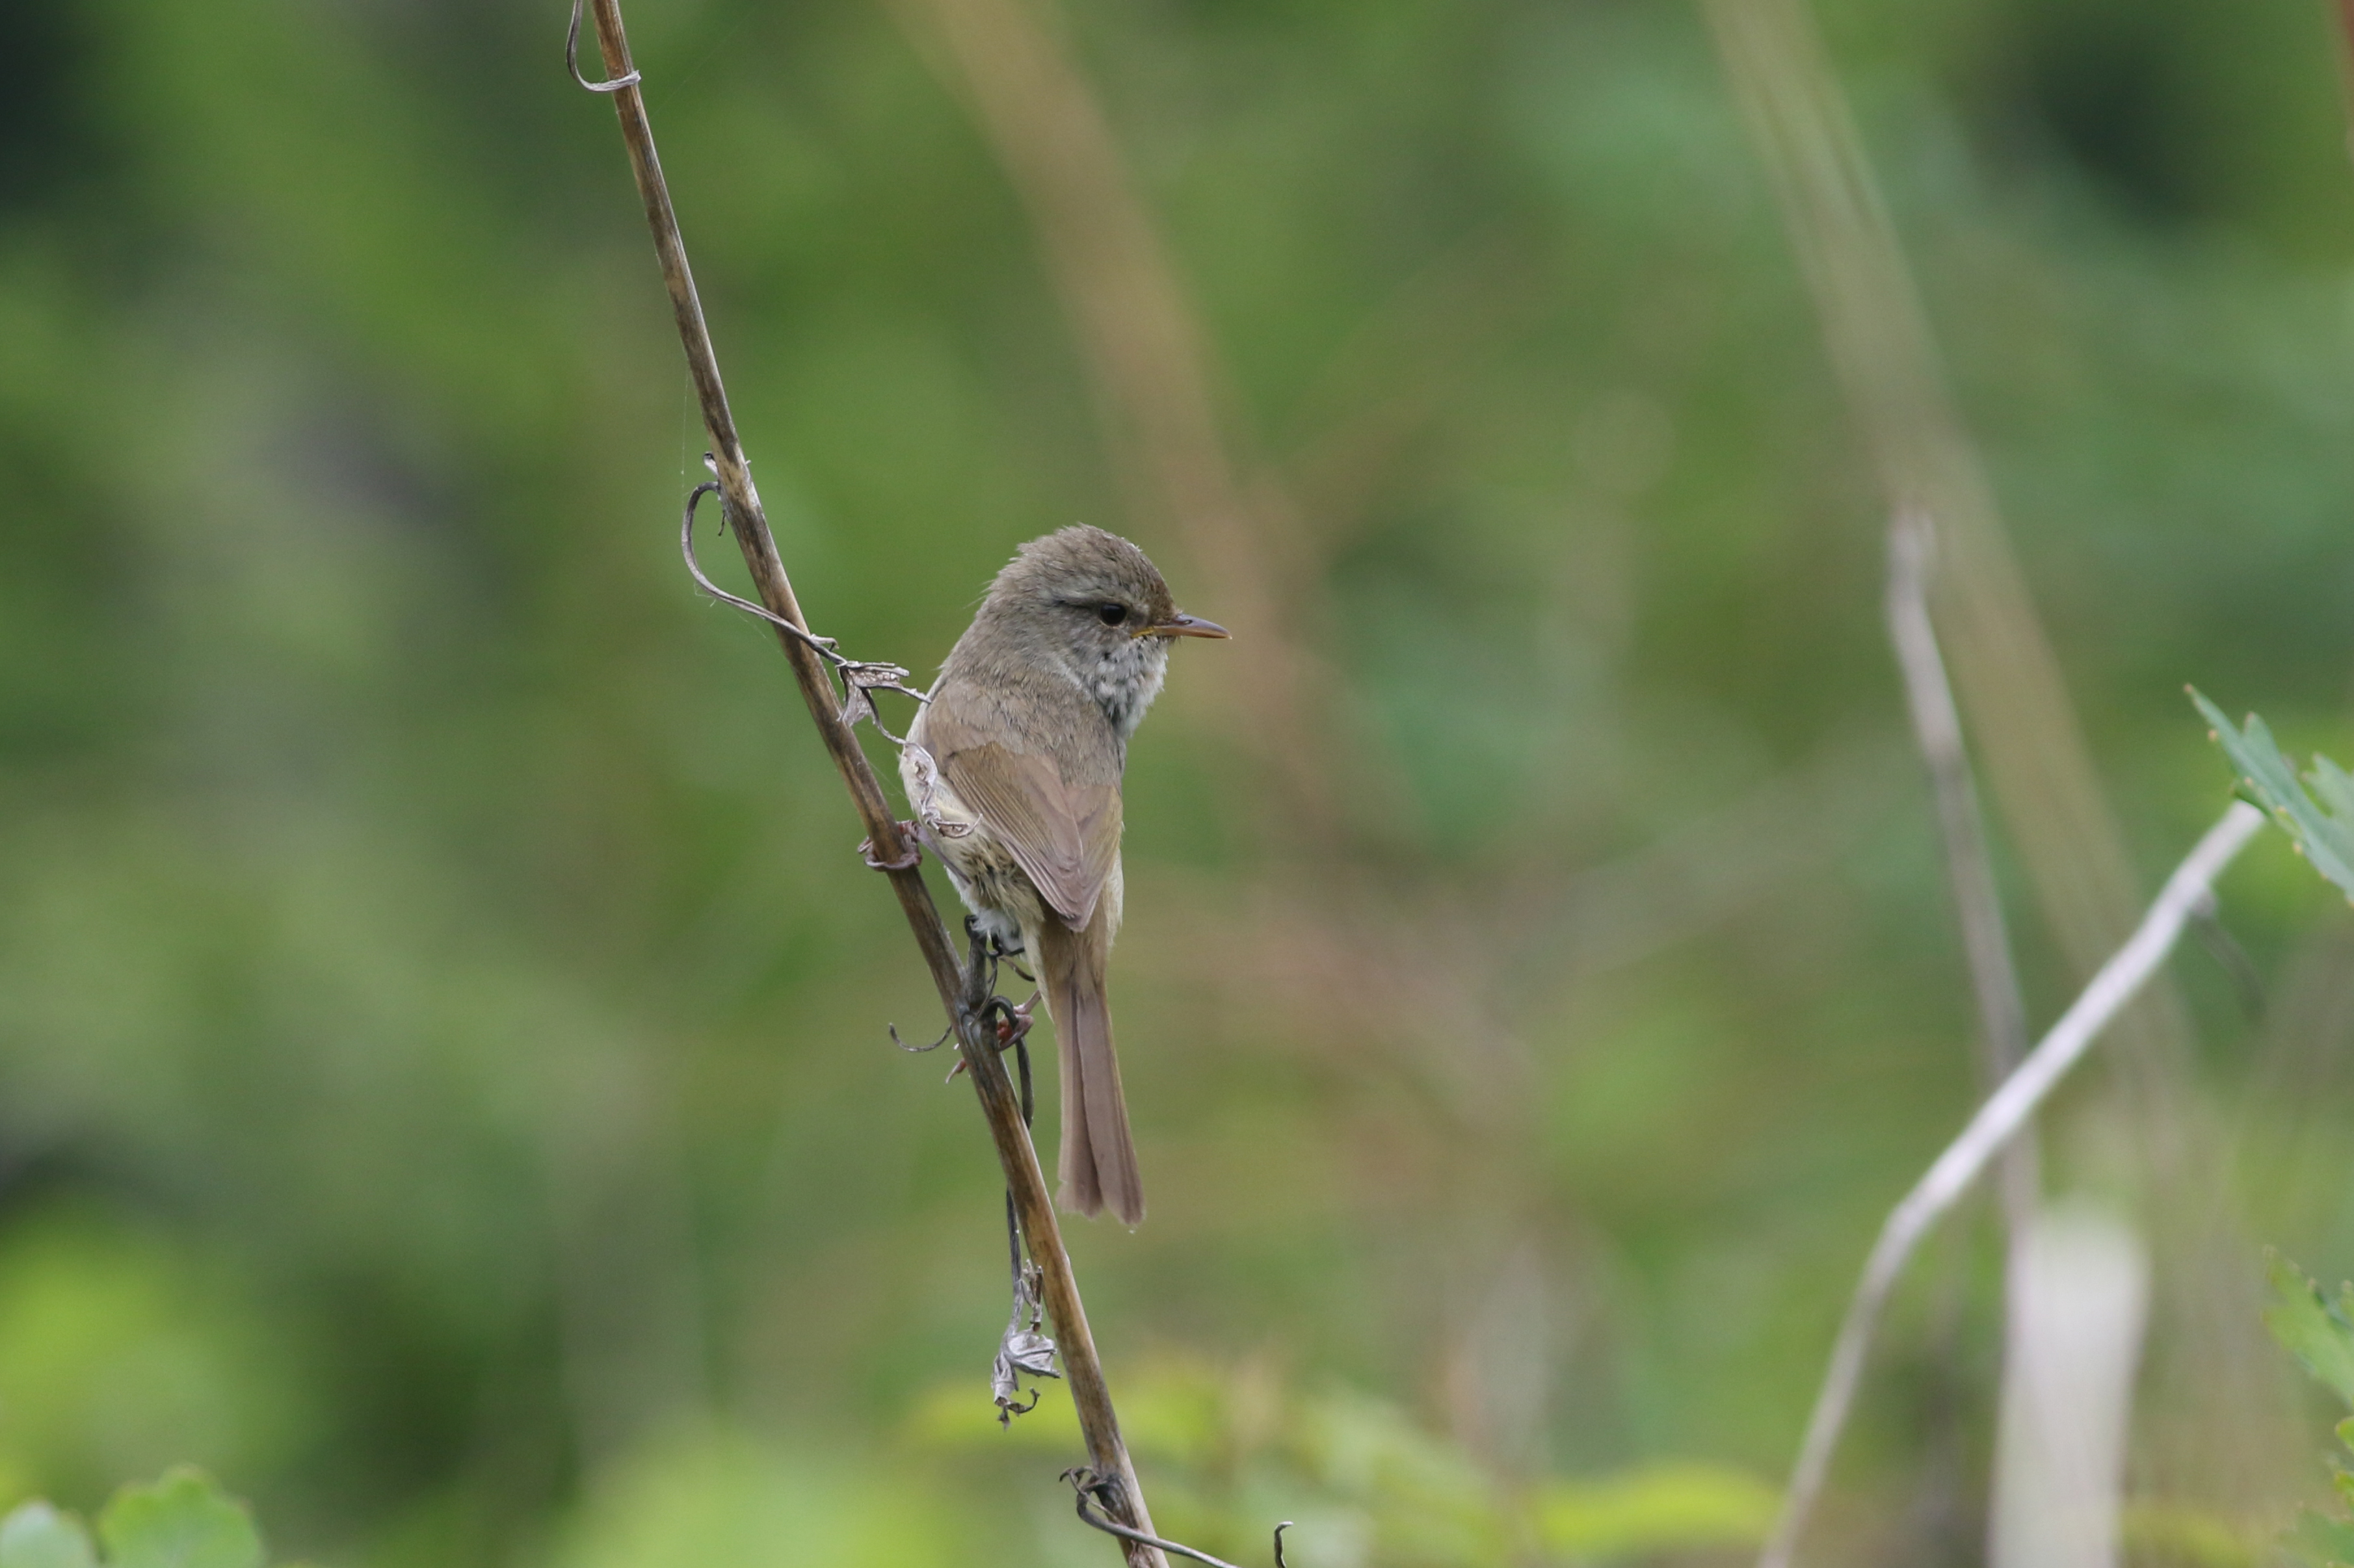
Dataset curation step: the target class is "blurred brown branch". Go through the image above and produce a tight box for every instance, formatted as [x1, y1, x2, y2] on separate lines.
[880, 0, 1340, 838]
[574, 3, 1165, 1561]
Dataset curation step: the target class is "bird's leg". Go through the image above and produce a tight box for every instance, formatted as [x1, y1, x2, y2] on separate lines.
[944, 918, 1013, 1081]
[981, 924, 1035, 986]
[982, 993, 1037, 1130]
[957, 915, 994, 1019]
[940, 922, 1039, 1108]
[955, 920, 1033, 1039]
[970, 925, 1038, 1126]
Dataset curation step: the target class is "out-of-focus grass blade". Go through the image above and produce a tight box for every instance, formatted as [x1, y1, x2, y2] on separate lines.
[2190, 690, 2354, 900]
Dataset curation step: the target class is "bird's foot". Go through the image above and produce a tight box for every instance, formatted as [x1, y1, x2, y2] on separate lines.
[985, 991, 1035, 1053]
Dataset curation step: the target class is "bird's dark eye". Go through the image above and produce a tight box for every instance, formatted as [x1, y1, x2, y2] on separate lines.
[1096, 603, 1127, 627]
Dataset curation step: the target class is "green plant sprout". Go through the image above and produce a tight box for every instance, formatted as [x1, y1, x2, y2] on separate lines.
[2190, 690, 2354, 902]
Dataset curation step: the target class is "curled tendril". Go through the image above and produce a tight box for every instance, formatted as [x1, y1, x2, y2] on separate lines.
[889, 1020, 953, 1054]
[1062, 1470, 1290, 1568]
[680, 478, 930, 744]
[565, 0, 642, 92]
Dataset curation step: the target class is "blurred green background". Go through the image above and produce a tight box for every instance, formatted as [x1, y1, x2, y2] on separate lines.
[3, 0, 2353, 1562]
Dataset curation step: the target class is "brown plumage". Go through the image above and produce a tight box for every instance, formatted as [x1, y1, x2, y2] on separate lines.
[903, 527, 1226, 1224]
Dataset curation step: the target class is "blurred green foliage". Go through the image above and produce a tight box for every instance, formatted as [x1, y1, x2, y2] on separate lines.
[1, 0, 2352, 1561]
[0, 1208, 306, 1510]
[2264, 1256, 2354, 1567]
[912, 1355, 1774, 1563]
[0, 1468, 271, 1568]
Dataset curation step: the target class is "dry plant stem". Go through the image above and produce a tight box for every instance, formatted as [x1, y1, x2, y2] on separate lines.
[1702, 0, 2188, 1040]
[1756, 802, 2264, 1568]
[1706, 0, 2303, 1505]
[577, 7, 1164, 1563]
[1885, 512, 2039, 1233]
[883, 0, 1338, 833]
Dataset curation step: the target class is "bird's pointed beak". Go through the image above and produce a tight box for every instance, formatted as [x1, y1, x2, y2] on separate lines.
[1141, 612, 1230, 640]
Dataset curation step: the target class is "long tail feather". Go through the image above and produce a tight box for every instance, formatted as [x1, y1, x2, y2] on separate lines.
[1033, 914, 1143, 1225]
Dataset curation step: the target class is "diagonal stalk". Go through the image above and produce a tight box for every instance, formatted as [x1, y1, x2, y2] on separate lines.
[1700, 0, 2195, 1054]
[575, 4, 1165, 1561]
[1885, 512, 2039, 1232]
[1704, 0, 2288, 1513]
[1756, 803, 2264, 1568]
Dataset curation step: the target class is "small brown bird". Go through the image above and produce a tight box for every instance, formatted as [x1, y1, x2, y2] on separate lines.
[904, 527, 1227, 1225]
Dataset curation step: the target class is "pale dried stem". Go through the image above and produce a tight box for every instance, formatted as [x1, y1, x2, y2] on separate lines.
[1756, 804, 2264, 1568]
[1702, 0, 2303, 1508]
[1700, 0, 2191, 1039]
[1885, 511, 2038, 1232]
[577, 5, 1163, 1561]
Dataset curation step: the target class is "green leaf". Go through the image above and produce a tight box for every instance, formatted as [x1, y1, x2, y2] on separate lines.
[0, 1504, 98, 1568]
[2191, 690, 2354, 900]
[2266, 1252, 2354, 1409]
[95, 1470, 261, 1568]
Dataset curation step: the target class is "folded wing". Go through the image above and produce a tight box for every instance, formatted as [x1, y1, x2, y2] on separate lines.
[925, 703, 1122, 930]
